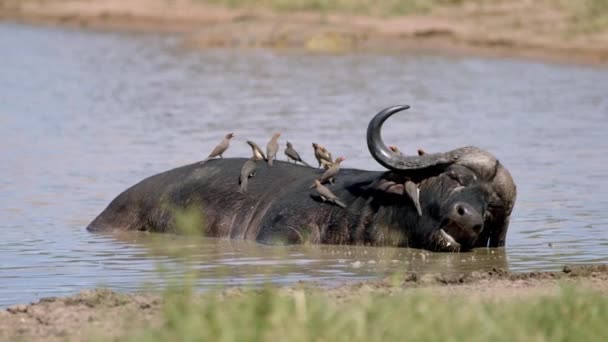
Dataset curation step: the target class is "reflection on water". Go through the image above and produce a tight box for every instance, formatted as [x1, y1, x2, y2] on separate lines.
[111, 232, 508, 284]
[0, 22, 607, 307]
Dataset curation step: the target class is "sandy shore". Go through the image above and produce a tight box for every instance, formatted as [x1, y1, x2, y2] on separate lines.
[1, 0, 608, 66]
[2, 264, 608, 341]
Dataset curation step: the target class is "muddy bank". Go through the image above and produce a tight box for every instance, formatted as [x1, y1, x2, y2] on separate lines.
[2, 264, 608, 341]
[1, 0, 608, 66]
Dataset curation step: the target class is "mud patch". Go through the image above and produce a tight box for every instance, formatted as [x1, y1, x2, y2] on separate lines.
[0, 289, 162, 342]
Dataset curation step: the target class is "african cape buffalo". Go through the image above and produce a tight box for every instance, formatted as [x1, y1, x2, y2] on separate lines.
[87, 105, 517, 252]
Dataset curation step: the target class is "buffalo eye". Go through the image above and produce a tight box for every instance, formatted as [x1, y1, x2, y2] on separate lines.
[447, 166, 478, 187]
[447, 170, 462, 184]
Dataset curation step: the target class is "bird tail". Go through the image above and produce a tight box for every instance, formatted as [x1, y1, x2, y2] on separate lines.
[268, 158, 274, 167]
[332, 198, 348, 208]
[301, 160, 311, 167]
[200, 157, 210, 164]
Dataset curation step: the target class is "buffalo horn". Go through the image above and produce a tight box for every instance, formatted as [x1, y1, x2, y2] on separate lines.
[366, 105, 463, 172]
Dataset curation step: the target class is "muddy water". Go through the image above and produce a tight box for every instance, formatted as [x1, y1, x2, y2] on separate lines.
[1, 22, 607, 307]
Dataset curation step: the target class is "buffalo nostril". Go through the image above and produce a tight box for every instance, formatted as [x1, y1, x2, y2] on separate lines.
[472, 224, 483, 233]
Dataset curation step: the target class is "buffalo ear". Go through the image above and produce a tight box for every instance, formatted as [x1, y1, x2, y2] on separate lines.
[386, 184, 405, 196]
[376, 179, 405, 196]
[377, 174, 422, 216]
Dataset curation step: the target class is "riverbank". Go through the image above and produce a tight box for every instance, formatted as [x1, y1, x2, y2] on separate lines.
[2, 264, 608, 341]
[1, 0, 608, 65]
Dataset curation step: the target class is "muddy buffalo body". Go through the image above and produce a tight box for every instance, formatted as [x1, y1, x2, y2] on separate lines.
[87, 105, 516, 252]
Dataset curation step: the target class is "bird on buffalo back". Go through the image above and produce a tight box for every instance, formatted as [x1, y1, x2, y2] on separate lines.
[312, 142, 333, 168]
[266, 132, 281, 167]
[390, 145, 426, 157]
[389, 145, 402, 155]
[311, 156, 345, 188]
[285, 141, 311, 167]
[239, 140, 264, 193]
[201, 133, 235, 164]
[404, 180, 422, 216]
[312, 180, 347, 208]
[248, 140, 267, 161]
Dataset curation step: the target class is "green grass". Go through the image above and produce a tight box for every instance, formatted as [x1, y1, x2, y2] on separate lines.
[198, 0, 469, 16]
[124, 285, 608, 341]
[198, 0, 608, 32]
[564, 0, 608, 33]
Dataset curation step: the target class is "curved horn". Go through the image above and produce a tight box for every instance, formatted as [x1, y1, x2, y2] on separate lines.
[366, 105, 463, 172]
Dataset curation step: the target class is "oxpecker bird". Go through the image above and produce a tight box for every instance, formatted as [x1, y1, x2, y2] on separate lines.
[404, 180, 422, 216]
[312, 156, 345, 187]
[247, 140, 267, 161]
[285, 141, 310, 166]
[390, 145, 426, 157]
[201, 133, 234, 163]
[312, 142, 333, 168]
[239, 140, 264, 193]
[312, 180, 347, 208]
[266, 132, 281, 166]
[389, 145, 402, 155]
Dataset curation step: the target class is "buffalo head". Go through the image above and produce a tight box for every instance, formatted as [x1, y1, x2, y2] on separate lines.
[367, 105, 516, 251]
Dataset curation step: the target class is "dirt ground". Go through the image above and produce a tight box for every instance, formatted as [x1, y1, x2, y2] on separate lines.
[2, 264, 608, 341]
[1, 0, 608, 65]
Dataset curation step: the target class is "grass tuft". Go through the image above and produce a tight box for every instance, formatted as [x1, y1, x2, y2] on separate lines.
[198, 0, 467, 16]
[569, 0, 608, 32]
[125, 285, 608, 341]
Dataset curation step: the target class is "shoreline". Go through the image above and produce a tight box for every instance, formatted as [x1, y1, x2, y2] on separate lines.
[2, 264, 608, 340]
[1, 0, 608, 66]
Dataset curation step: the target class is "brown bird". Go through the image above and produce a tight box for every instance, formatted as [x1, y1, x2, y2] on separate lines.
[285, 141, 310, 167]
[266, 132, 281, 166]
[313, 156, 345, 187]
[312, 143, 333, 168]
[239, 159, 257, 193]
[404, 180, 422, 216]
[312, 180, 347, 208]
[239, 141, 264, 193]
[389, 145, 402, 155]
[201, 133, 234, 164]
[246, 140, 267, 161]
[320, 159, 333, 170]
[391, 145, 426, 157]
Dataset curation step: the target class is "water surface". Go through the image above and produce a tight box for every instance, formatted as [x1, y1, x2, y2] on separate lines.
[1, 23, 607, 307]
